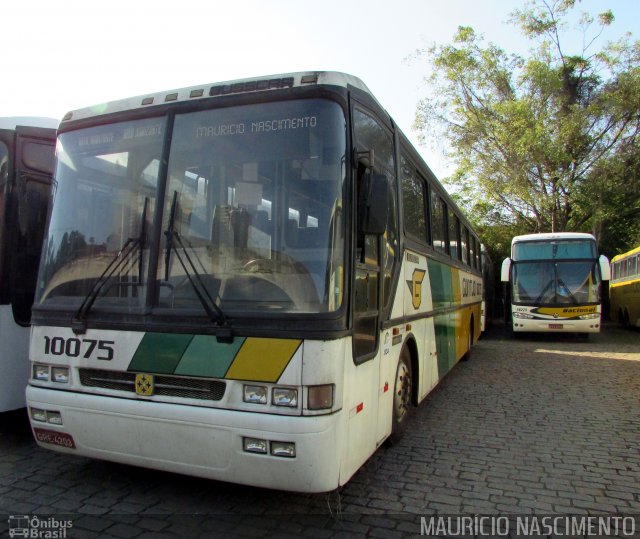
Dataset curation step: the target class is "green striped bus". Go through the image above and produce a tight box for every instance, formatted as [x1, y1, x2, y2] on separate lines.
[27, 72, 482, 492]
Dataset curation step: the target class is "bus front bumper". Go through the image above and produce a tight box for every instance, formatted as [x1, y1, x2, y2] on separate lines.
[512, 319, 601, 332]
[26, 385, 343, 493]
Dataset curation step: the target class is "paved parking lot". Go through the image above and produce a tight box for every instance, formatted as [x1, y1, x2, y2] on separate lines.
[0, 324, 638, 537]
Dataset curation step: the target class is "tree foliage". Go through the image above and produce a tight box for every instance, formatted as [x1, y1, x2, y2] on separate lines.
[414, 0, 640, 256]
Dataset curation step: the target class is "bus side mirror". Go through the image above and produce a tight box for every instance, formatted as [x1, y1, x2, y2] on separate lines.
[599, 255, 611, 281]
[500, 258, 511, 282]
[359, 171, 388, 236]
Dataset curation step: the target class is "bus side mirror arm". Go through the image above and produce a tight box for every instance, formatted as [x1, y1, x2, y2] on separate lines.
[355, 149, 374, 169]
[500, 258, 511, 282]
[599, 255, 611, 281]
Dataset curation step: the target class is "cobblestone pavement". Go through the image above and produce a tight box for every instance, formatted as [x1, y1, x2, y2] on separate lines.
[0, 324, 638, 538]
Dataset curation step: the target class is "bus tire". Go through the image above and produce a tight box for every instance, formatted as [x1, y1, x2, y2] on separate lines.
[389, 347, 413, 445]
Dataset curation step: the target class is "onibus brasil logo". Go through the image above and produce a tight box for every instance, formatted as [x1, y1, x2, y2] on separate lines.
[7, 515, 73, 538]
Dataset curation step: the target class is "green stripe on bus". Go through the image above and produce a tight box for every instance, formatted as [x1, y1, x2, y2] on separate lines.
[128, 333, 193, 374]
[434, 313, 457, 379]
[428, 259, 454, 307]
[175, 335, 245, 378]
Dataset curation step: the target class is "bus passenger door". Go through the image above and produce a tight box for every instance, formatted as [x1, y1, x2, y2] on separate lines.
[12, 127, 56, 325]
[351, 103, 398, 447]
[353, 201, 381, 363]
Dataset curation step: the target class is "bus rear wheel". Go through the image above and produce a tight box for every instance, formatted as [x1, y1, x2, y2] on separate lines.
[389, 348, 412, 445]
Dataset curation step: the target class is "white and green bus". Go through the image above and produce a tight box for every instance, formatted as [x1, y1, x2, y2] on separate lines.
[501, 232, 610, 334]
[27, 72, 482, 492]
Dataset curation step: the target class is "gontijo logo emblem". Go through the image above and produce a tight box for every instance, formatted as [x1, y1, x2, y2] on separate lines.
[407, 269, 426, 310]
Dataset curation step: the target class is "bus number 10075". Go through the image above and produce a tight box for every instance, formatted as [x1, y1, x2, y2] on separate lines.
[43, 336, 115, 360]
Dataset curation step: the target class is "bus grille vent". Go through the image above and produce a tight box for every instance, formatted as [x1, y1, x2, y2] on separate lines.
[78, 368, 226, 401]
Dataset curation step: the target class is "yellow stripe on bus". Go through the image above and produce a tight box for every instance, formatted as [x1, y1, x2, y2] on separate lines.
[610, 277, 640, 288]
[225, 338, 302, 382]
[535, 306, 598, 318]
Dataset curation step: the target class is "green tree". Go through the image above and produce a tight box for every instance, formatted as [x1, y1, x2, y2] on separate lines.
[414, 0, 640, 253]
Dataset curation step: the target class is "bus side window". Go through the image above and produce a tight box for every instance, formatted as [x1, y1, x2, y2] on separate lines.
[449, 210, 460, 260]
[462, 227, 470, 265]
[431, 191, 447, 255]
[400, 156, 427, 243]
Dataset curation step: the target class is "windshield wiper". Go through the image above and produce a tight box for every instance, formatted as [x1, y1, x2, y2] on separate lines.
[533, 279, 554, 304]
[164, 191, 232, 342]
[72, 198, 149, 334]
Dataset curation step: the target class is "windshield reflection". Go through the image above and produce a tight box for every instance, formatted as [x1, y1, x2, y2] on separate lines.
[158, 99, 346, 313]
[36, 118, 163, 310]
[36, 99, 346, 317]
[512, 260, 601, 305]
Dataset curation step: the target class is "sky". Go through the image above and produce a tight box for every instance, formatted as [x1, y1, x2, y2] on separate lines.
[3, 0, 639, 179]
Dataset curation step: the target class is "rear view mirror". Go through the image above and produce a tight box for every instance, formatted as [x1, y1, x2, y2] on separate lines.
[599, 254, 611, 281]
[500, 258, 512, 282]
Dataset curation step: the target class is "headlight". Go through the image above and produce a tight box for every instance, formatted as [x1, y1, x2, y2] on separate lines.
[33, 364, 50, 381]
[243, 385, 267, 405]
[46, 411, 63, 425]
[580, 313, 600, 320]
[512, 312, 534, 319]
[51, 367, 70, 384]
[272, 387, 298, 407]
[270, 441, 296, 458]
[243, 437, 268, 454]
[30, 408, 47, 422]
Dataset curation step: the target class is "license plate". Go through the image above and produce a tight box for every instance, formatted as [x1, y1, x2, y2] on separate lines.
[548, 323, 563, 329]
[33, 428, 76, 449]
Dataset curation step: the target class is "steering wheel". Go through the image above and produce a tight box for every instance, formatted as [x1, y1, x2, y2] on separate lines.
[242, 259, 274, 273]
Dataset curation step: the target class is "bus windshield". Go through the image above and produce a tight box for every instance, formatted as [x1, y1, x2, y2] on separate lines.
[36, 99, 346, 315]
[512, 260, 602, 305]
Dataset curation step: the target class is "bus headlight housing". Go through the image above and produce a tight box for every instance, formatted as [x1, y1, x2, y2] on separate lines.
[51, 367, 70, 384]
[46, 411, 63, 425]
[272, 387, 298, 407]
[243, 385, 267, 405]
[270, 441, 296, 458]
[30, 407, 47, 422]
[243, 437, 268, 454]
[512, 312, 534, 319]
[33, 364, 50, 381]
[579, 313, 600, 320]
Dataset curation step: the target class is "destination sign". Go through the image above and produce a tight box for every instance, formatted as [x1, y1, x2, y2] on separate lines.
[196, 115, 317, 138]
[76, 122, 163, 147]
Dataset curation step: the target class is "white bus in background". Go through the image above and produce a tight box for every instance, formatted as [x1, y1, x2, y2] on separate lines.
[501, 232, 610, 335]
[0, 118, 57, 412]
